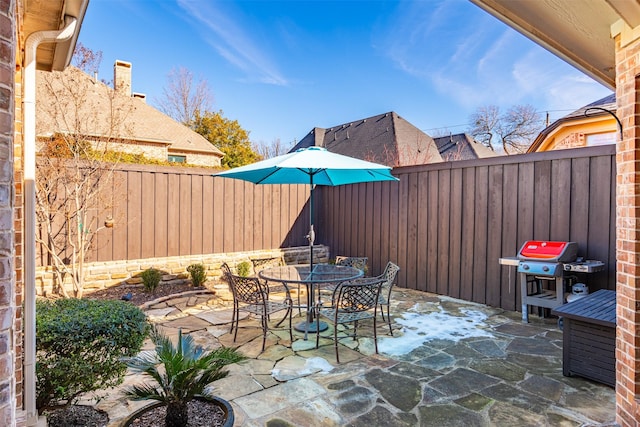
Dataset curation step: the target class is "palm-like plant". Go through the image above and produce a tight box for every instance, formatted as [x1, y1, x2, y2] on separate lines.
[122, 328, 245, 427]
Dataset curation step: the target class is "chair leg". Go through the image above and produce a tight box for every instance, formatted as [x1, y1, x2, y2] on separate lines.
[373, 316, 379, 354]
[334, 322, 340, 364]
[229, 301, 237, 334]
[288, 303, 293, 343]
[385, 304, 393, 336]
[261, 315, 267, 352]
[233, 307, 240, 343]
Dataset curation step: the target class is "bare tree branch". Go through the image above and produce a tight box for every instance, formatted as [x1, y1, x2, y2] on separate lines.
[155, 67, 214, 126]
[468, 104, 543, 154]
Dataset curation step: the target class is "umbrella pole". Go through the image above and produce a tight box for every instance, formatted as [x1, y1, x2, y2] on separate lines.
[308, 176, 315, 270]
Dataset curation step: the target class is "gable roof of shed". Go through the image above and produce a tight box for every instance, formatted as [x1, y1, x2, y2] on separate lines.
[36, 66, 223, 157]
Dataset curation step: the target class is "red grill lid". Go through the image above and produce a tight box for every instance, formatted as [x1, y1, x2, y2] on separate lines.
[518, 241, 578, 262]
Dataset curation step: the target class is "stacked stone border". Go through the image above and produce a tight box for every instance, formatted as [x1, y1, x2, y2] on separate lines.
[35, 245, 330, 296]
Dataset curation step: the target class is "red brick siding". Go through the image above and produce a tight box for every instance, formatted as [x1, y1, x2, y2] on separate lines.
[615, 34, 640, 427]
[0, 0, 16, 425]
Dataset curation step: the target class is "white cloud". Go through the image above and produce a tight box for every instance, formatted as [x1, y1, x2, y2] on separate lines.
[176, 0, 288, 86]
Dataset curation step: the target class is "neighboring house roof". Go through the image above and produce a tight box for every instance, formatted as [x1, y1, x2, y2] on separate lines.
[528, 93, 617, 153]
[36, 66, 224, 158]
[433, 133, 499, 161]
[291, 112, 443, 167]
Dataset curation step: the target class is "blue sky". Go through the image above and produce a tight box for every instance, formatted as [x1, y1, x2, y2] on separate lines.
[78, 0, 612, 147]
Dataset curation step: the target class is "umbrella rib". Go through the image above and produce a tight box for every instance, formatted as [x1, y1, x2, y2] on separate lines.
[254, 167, 283, 185]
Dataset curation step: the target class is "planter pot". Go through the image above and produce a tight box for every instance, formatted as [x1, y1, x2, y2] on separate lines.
[121, 396, 234, 427]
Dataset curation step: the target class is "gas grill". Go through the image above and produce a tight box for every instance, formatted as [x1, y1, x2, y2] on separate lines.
[517, 241, 581, 323]
[499, 241, 606, 322]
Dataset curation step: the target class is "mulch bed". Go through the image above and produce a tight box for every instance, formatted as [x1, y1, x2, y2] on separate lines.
[83, 282, 209, 306]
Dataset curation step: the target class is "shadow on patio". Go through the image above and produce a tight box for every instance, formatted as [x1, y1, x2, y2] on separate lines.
[98, 285, 616, 427]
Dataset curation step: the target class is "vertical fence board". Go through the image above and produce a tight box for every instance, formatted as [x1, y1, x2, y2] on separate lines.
[140, 172, 155, 259]
[570, 157, 590, 255]
[472, 166, 489, 304]
[380, 182, 391, 271]
[166, 173, 180, 257]
[533, 161, 551, 240]
[486, 165, 503, 308]
[191, 175, 203, 255]
[588, 155, 612, 288]
[437, 170, 451, 295]
[500, 164, 518, 310]
[416, 172, 429, 292]
[397, 177, 409, 288]
[550, 159, 572, 242]
[202, 177, 214, 254]
[179, 175, 192, 256]
[212, 178, 224, 254]
[427, 171, 439, 293]
[460, 167, 476, 301]
[127, 171, 142, 260]
[448, 168, 462, 299]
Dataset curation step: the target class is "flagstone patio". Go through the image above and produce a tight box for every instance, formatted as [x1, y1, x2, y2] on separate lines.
[94, 284, 617, 427]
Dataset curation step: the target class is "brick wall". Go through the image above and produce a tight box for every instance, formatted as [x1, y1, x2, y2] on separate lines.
[35, 245, 329, 296]
[0, 1, 17, 426]
[614, 33, 640, 426]
[182, 151, 221, 167]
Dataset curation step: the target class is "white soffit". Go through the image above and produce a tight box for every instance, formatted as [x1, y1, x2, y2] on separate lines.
[469, 0, 632, 90]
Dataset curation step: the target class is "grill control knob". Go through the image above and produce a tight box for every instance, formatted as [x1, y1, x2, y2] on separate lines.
[543, 266, 549, 272]
[522, 264, 529, 271]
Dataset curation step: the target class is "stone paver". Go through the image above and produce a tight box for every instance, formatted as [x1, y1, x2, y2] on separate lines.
[98, 287, 618, 427]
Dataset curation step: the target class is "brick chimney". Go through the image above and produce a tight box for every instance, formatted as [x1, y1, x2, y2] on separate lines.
[113, 60, 132, 96]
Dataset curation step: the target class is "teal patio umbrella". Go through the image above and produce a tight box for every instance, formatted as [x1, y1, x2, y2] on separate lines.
[215, 146, 398, 269]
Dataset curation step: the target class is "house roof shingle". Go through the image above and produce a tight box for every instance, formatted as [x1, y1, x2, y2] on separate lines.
[36, 66, 223, 157]
[433, 133, 498, 161]
[292, 112, 498, 166]
[292, 111, 442, 166]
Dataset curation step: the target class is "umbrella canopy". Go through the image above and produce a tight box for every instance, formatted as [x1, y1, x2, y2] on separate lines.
[215, 146, 397, 185]
[215, 146, 399, 268]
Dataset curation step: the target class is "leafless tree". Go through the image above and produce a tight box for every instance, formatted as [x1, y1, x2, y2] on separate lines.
[254, 138, 291, 159]
[36, 46, 129, 298]
[468, 104, 543, 154]
[155, 67, 214, 127]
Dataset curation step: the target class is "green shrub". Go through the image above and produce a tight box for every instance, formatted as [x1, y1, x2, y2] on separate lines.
[236, 261, 251, 277]
[36, 298, 148, 413]
[186, 263, 207, 287]
[140, 268, 162, 293]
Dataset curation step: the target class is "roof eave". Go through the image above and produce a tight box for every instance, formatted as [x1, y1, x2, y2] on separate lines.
[469, 0, 623, 90]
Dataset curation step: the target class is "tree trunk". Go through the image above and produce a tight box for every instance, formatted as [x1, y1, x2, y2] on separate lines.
[165, 402, 188, 427]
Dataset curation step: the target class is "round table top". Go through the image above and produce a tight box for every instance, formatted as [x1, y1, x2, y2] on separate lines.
[258, 264, 363, 284]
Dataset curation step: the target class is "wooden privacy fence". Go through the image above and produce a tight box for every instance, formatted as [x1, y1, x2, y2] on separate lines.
[37, 163, 312, 265]
[317, 144, 616, 312]
[38, 145, 616, 313]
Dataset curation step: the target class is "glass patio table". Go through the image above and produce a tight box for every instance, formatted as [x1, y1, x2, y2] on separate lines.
[259, 263, 363, 339]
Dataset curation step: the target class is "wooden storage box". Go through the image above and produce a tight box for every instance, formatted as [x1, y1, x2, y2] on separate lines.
[551, 289, 616, 387]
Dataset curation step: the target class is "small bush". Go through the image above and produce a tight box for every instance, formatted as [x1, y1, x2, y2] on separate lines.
[36, 298, 148, 413]
[140, 268, 162, 293]
[186, 263, 207, 287]
[236, 261, 251, 277]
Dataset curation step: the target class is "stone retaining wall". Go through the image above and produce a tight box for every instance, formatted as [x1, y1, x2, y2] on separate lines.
[35, 245, 330, 296]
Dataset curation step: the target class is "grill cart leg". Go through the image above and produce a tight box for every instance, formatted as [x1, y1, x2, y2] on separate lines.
[520, 272, 529, 323]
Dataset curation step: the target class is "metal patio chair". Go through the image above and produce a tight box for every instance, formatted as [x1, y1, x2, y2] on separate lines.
[251, 255, 303, 313]
[375, 262, 400, 335]
[315, 276, 384, 363]
[221, 262, 293, 351]
[335, 256, 368, 274]
[319, 256, 369, 301]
